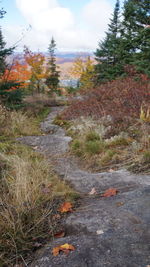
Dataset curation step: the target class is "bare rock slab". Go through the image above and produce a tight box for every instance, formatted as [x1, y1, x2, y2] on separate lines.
[17, 106, 150, 267]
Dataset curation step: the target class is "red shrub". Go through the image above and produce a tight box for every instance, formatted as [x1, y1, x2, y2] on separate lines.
[62, 76, 150, 122]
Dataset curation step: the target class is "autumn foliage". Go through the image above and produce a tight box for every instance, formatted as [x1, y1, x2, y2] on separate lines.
[62, 74, 150, 122]
[70, 56, 95, 90]
[3, 60, 31, 88]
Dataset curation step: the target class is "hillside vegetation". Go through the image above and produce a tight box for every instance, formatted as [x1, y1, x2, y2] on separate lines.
[0, 0, 150, 265]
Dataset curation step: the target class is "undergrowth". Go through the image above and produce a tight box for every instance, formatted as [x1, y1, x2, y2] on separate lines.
[59, 75, 150, 173]
[68, 117, 150, 173]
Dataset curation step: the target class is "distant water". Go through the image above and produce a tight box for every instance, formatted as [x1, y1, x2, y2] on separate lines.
[60, 79, 78, 88]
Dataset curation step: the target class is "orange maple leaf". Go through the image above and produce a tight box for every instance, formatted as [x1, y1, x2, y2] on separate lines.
[59, 202, 73, 213]
[102, 188, 118, 197]
[54, 231, 65, 238]
[52, 243, 75, 256]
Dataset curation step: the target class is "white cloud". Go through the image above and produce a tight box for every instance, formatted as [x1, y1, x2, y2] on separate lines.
[4, 0, 113, 51]
[83, 0, 112, 30]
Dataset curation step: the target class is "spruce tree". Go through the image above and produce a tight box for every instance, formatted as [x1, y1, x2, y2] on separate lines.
[119, 0, 142, 65]
[134, 1, 150, 76]
[120, 0, 150, 75]
[95, 0, 122, 83]
[46, 37, 60, 93]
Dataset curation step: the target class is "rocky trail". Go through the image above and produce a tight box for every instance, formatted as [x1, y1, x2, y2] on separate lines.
[18, 107, 150, 267]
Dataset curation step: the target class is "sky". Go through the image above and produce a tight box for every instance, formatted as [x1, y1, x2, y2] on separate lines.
[0, 0, 123, 52]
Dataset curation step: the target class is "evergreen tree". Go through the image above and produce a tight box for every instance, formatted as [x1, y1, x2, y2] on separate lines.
[95, 0, 122, 83]
[119, 0, 150, 75]
[46, 37, 60, 93]
[133, 1, 150, 76]
[0, 28, 13, 75]
[95, 0, 150, 82]
[0, 8, 23, 107]
[119, 0, 142, 65]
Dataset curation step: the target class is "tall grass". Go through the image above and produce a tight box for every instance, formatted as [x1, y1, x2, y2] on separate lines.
[0, 105, 40, 138]
[0, 101, 76, 266]
[0, 144, 75, 266]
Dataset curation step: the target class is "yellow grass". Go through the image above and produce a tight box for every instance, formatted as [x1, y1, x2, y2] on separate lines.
[0, 144, 75, 266]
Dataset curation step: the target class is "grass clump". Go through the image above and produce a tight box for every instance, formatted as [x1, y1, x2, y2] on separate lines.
[0, 103, 51, 139]
[85, 140, 105, 155]
[106, 136, 131, 147]
[0, 105, 40, 138]
[71, 140, 83, 157]
[0, 143, 75, 266]
[85, 131, 101, 142]
[53, 115, 71, 129]
[142, 151, 150, 164]
[100, 150, 117, 166]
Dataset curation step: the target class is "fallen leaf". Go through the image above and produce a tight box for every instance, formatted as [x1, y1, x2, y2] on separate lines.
[54, 231, 65, 238]
[116, 202, 124, 207]
[52, 246, 60, 256]
[63, 249, 70, 255]
[61, 244, 75, 250]
[52, 243, 75, 256]
[59, 202, 73, 213]
[89, 187, 97, 195]
[101, 188, 118, 197]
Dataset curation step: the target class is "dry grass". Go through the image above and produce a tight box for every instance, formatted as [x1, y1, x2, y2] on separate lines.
[0, 144, 75, 266]
[0, 104, 40, 138]
[0, 101, 77, 266]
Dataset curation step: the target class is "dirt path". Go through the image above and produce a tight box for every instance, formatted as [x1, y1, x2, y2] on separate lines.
[18, 107, 150, 267]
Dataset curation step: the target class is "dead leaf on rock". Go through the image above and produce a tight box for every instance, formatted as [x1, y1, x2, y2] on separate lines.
[102, 188, 118, 197]
[89, 187, 97, 195]
[52, 243, 75, 256]
[54, 231, 65, 238]
[116, 202, 124, 207]
[59, 202, 73, 213]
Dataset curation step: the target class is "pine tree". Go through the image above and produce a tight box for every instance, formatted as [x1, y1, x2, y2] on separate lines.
[95, 0, 122, 83]
[46, 37, 60, 93]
